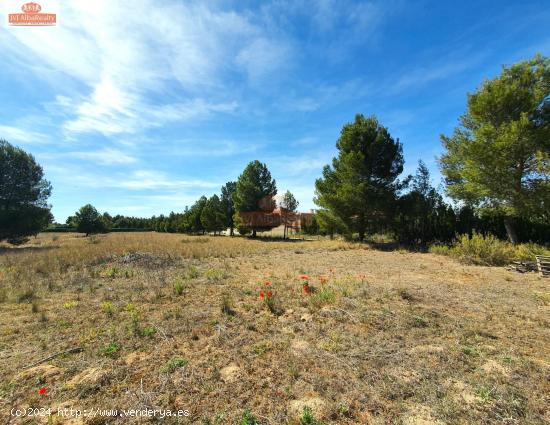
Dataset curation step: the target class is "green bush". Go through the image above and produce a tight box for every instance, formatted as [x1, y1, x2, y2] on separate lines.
[430, 232, 550, 266]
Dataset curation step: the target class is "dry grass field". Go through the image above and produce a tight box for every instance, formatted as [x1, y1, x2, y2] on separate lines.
[0, 233, 549, 424]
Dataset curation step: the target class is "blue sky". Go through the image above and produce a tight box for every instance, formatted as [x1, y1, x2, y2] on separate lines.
[1, 0, 549, 222]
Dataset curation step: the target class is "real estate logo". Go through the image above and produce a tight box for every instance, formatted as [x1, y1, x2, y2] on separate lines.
[8, 2, 56, 26]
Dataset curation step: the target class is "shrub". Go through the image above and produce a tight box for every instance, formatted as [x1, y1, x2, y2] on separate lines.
[101, 301, 116, 317]
[163, 357, 188, 373]
[239, 410, 259, 425]
[430, 233, 550, 266]
[300, 406, 322, 425]
[100, 342, 120, 358]
[173, 279, 185, 296]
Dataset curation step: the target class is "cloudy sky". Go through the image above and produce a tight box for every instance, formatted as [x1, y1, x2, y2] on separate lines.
[1, 0, 549, 221]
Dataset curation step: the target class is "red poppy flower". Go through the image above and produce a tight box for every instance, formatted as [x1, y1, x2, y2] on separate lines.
[38, 387, 48, 395]
[260, 291, 265, 299]
[264, 281, 272, 286]
[267, 291, 273, 297]
[300, 275, 309, 280]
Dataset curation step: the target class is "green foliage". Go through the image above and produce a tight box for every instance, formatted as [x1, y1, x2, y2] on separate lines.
[430, 232, 550, 266]
[394, 161, 456, 246]
[163, 357, 188, 373]
[220, 181, 237, 235]
[440, 54, 550, 243]
[315, 209, 347, 239]
[200, 194, 226, 234]
[100, 342, 120, 358]
[239, 410, 259, 425]
[173, 279, 185, 296]
[300, 406, 322, 425]
[315, 114, 404, 240]
[74, 204, 106, 236]
[234, 160, 277, 212]
[0, 140, 53, 243]
[234, 160, 277, 236]
[281, 190, 299, 239]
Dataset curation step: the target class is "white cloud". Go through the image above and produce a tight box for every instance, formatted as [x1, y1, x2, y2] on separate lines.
[0, 124, 50, 144]
[0, 1, 289, 136]
[236, 37, 291, 81]
[67, 148, 137, 165]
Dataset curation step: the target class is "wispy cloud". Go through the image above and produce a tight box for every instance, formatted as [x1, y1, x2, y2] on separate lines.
[0, 124, 50, 144]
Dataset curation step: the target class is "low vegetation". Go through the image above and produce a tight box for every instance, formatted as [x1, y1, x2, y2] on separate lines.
[430, 232, 550, 266]
[0, 233, 548, 424]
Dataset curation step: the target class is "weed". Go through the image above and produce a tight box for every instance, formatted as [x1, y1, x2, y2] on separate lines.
[221, 294, 236, 316]
[239, 410, 259, 425]
[475, 385, 495, 402]
[205, 268, 229, 282]
[63, 301, 78, 309]
[186, 266, 200, 279]
[461, 346, 480, 357]
[100, 342, 120, 358]
[300, 406, 322, 425]
[163, 357, 188, 373]
[173, 279, 186, 296]
[101, 301, 116, 317]
[141, 326, 157, 338]
[411, 315, 428, 328]
[397, 288, 415, 301]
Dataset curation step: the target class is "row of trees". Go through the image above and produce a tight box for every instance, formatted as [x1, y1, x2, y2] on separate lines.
[62, 161, 300, 238]
[314, 54, 549, 245]
[1, 54, 548, 246]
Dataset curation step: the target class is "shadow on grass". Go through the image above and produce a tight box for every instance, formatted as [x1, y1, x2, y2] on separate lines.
[0, 245, 58, 255]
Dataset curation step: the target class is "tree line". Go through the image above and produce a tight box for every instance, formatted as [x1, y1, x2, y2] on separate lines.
[1, 54, 548, 246]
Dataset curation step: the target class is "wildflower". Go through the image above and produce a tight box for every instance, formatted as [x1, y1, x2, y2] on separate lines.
[264, 281, 272, 286]
[300, 275, 309, 280]
[260, 291, 265, 300]
[303, 284, 311, 294]
[38, 387, 48, 395]
[267, 291, 273, 297]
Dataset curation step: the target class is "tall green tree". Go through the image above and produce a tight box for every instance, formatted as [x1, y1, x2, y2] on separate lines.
[201, 194, 226, 234]
[234, 160, 277, 237]
[315, 114, 404, 240]
[186, 196, 208, 234]
[394, 161, 456, 247]
[280, 190, 299, 239]
[220, 181, 237, 236]
[440, 54, 550, 243]
[0, 140, 52, 244]
[74, 204, 105, 236]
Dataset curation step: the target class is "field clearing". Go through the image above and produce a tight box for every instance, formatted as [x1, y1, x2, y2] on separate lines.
[0, 233, 549, 424]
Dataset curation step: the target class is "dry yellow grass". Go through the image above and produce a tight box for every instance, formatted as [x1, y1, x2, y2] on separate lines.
[0, 233, 549, 424]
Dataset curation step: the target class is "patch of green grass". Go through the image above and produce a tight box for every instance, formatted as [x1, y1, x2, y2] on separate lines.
[100, 342, 120, 358]
[101, 301, 116, 317]
[63, 301, 78, 309]
[205, 268, 229, 282]
[239, 410, 259, 425]
[173, 279, 186, 296]
[141, 326, 156, 337]
[300, 406, 322, 425]
[163, 357, 188, 373]
[461, 346, 480, 357]
[186, 266, 200, 279]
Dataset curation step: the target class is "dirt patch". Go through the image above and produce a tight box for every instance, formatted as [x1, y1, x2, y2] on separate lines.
[480, 359, 509, 377]
[15, 364, 63, 382]
[220, 364, 241, 383]
[288, 395, 326, 417]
